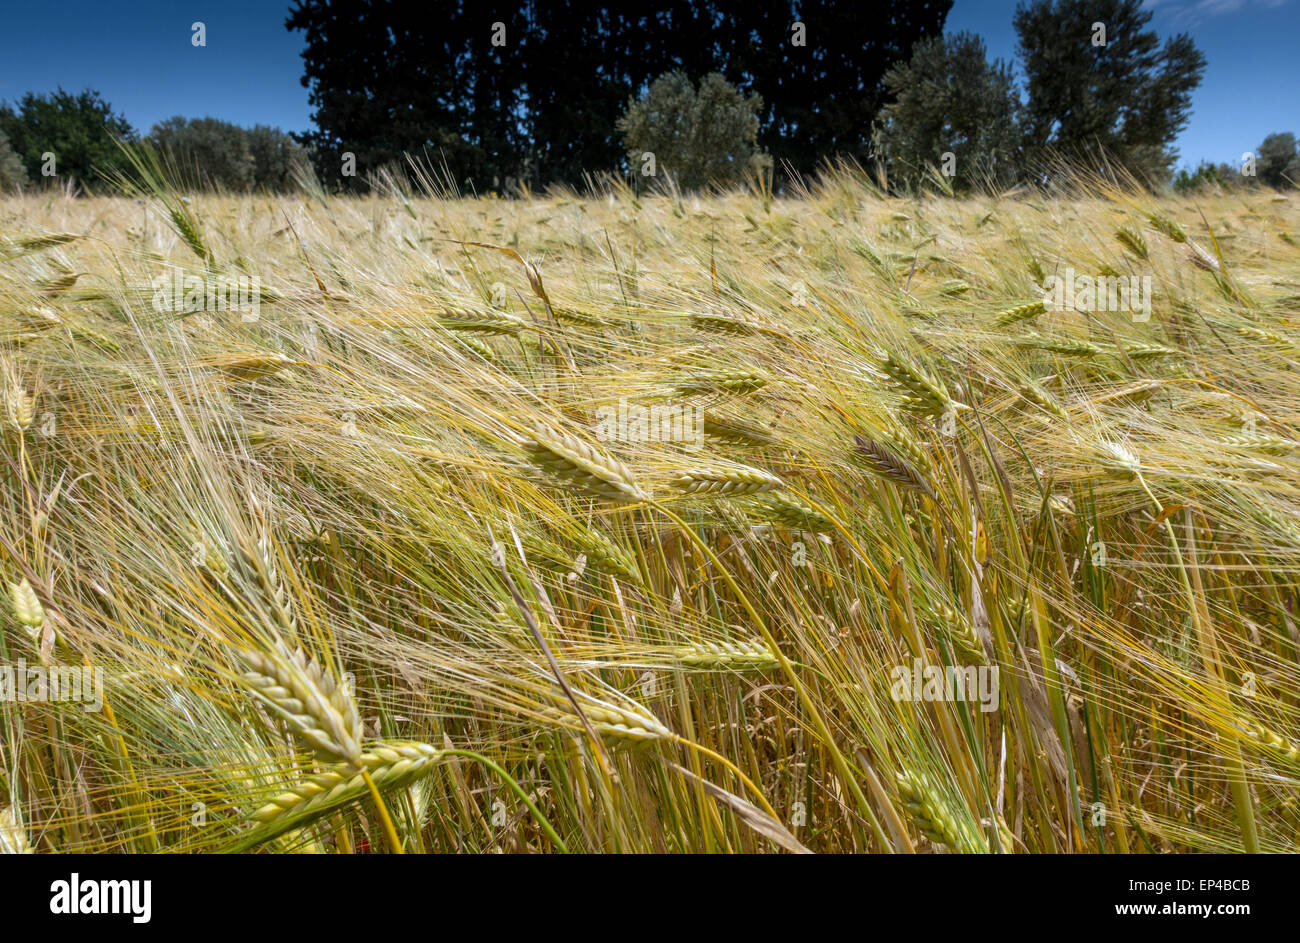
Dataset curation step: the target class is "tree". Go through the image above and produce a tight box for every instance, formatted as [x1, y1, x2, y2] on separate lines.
[876, 32, 1021, 191]
[1256, 132, 1299, 189]
[618, 72, 768, 191]
[1014, 0, 1204, 185]
[285, 1, 952, 190]
[1173, 161, 1240, 193]
[149, 117, 306, 192]
[0, 88, 137, 190]
[716, 0, 953, 178]
[150, 117, 255, 190]
[0, 130, 27, 191]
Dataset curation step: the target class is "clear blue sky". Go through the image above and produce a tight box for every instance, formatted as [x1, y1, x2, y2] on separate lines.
[0, 1, 1294, 170]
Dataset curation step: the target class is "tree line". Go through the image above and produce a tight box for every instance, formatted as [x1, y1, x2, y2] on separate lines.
[0, 0, 1295, 196]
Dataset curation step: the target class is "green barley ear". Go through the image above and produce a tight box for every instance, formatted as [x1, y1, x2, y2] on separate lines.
[1115, 227, 1149, 260]
[0, 805, 33, 854]
[880, 354, 961, 421]
[674, 370, 769, 395]
[552, 306, 609, 328]
[538, 693, 672, 748]
[675, 637, 779, 670]
[438, 308, 524, 335]
[1016, 335, 1100, 358]
[853, 436, 937, 500]
[169, 203, 211, 265]
[237, 641, 364, 766]
[672, 462, 784, 496]
[995, 301, 1046, 326]
[690, 310, 759, 336]
[9, 578, 44, 639]
[247, 740, 445, 837]
[522, 426, 649, 503]
[1016, 379, 1068, 420]
[1240, 721, 1300, 766]
[936, 603, 989, 666]
[1148, 213, 1187, 243]
[750, 491, 834, 533]
[896, 769, 983, 853]
[703, 414, 777, 447]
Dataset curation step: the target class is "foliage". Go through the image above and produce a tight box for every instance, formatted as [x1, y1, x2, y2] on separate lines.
[1014, 0, 1205, 185]
[876, 32, 1021, 191]
[618, 72, 768, 191]
[0, 88, 137, 191]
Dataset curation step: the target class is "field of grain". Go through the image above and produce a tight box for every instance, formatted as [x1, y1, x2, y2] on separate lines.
[0, 169, 1297, 853]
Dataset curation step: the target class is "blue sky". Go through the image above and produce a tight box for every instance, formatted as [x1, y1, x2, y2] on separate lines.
[0, 1, 1294, 170]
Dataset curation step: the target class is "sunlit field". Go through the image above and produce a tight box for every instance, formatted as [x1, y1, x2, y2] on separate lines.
[1, 168, 1297, 853]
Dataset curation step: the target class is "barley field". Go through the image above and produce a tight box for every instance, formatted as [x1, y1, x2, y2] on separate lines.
[1, 168, 1298, 853]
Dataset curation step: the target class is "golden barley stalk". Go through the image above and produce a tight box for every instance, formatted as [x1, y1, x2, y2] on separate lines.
[522, 426, 649, 502]
[672, 463, 784, 496]
[238, 642, 363, 765]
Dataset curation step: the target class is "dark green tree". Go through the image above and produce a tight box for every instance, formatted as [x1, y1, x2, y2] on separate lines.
[0, 88, 137, 190]
[285, 0, 952, 190]
[1255, 132, 1299, 189]
[149, 117, 306, 192]
[876, 32, 1021, 191]
[1014, 0, 1205, 185]
[618, 72, 769, 191]
[0, 130, 27, 191]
